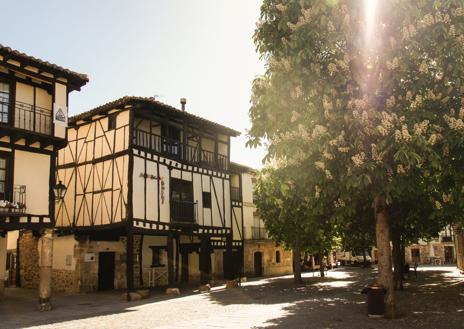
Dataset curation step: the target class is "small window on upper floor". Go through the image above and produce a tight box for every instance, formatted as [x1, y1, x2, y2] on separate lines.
[108, 114, 117, 131]
[276, 250, 281, 263]
[203, 191, 211, 208]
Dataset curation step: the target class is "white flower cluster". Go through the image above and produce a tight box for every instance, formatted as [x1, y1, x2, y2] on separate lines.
[449, 25, 456, 37]
[401, 125, 412, 142]
[351, 152, 366, 167]
[334, 198, 345, 208]
[323, 150, 334, 160]
[290, 86, 303, 100]
[427, 133, 440, 146]
[444, 114, 464, 132]
[312, 124, 328, 139]
[338, 146, 350, 153]
[287, 8, 312, 31]
[435, 200, 443, 210]
[453, 8, 464, 17]
[397, 164, 406, 174]
[410, 95, 423, 110]
[371, 144, 383, 163]
[315, 161, 325, 170]
[402, 24, 418, 39]
[413, 120, 429, 136]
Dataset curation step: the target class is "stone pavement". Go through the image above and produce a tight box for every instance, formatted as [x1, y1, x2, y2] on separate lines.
[0, 266, 463, 329]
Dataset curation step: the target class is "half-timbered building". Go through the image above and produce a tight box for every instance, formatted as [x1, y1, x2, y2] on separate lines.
[230, 163, 293, 278]
[54, 96, 241, 294]
[0, 45, 88, 309]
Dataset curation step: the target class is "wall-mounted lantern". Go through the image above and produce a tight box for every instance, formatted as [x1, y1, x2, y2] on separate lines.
[54, 180, 67, 202]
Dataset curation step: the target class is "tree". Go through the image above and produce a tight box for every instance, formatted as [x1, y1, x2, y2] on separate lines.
[254, 164, 339, 283]
[249, 0, 464, 318]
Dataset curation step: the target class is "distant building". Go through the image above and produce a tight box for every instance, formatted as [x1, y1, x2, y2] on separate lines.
[229, 163, 293, 278]
[405, 226, 456, 265]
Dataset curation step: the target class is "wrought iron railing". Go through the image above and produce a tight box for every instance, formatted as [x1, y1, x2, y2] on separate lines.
[251, 226, 267, 240]
[170, 200, 197, 223]
[231, 187, 241, 202]
[0, 97, 52, 135]
[0, 185, 27, 214]
[133, 128, 229, 171]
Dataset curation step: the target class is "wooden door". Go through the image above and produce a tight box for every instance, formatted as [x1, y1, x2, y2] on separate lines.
[98, 252, 115, 291]
[254, 252, 263, 277]
[181, 252, 189, 283]
[444, 246, 454, 264]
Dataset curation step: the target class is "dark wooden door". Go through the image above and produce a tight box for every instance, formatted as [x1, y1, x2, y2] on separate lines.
[181, 252, 189, 283]
[444, 246, 454, 264]
[98, 252, 115, 291]
[254, 252, 263, 277]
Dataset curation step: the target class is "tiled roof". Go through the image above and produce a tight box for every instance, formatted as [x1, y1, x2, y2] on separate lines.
[230, 162, 255, 173]
[0, 44, 89, 86]
[70, 96, 241, 136]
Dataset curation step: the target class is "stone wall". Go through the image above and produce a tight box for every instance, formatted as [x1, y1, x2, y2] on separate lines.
[18, 231, 40, 289]
[51, 269, 78, 293]
[243, 240, 293, 277]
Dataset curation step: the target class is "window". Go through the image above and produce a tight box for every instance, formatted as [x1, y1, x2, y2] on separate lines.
[171, 178, 195, 222]
[411, 248, 420, 259]
[150, 246, 165, 267]
[276, 250, 281, 263]
[108, 114, 117, 131]
[0, 82, 10, 124]
[203, 191, 211, 208]
[161, 124, 181, 156]
[0, 155, 10, 200]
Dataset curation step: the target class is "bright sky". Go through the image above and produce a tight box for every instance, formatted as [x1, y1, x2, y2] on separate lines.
[1, 0, 266, 169]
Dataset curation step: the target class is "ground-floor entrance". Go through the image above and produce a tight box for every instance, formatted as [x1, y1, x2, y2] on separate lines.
[98, 252, 115, 291]
[254, 251, 263, 277]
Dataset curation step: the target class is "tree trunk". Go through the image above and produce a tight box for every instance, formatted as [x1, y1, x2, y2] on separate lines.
[292, 239, 303, 284]
[375, 196, 396, 318]
[392, 233, 403, 291]
[319, 251, 325, 278]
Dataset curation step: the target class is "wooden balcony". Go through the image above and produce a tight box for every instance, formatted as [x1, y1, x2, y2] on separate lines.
[133, 128, 229, 171]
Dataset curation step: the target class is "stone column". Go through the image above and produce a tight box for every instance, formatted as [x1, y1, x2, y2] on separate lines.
[0, 234, 7, 296]
[38, 229, 53, 311]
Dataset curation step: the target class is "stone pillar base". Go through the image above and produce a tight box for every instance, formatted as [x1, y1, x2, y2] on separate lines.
[38, 297, 52, 311]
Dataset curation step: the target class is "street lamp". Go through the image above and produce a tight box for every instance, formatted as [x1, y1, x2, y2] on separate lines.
[53, 180, 67, 202]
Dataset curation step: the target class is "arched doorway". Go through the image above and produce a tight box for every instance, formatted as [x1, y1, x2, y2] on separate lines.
[254, 251, 263, 277]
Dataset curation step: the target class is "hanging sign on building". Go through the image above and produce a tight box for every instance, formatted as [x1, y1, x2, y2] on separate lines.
[53, 103, 68, 127]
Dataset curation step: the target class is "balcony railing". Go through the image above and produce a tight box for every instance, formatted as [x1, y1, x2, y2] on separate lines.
[170, 200, 197, 223]
[0, 185, 27, 215]
[231, 187, 241, 202]
[251, 226, 267, 240]
[133, 129, 229, 171]
[0, 97, 52, 135]
[441, 236, 453, 242]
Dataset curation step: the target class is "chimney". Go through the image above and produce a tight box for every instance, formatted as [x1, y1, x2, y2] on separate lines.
[180, 98, 187, 111]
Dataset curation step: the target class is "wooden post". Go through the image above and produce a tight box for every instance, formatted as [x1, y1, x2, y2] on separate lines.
[200, 235, 211, 284]
[167, 234, 174, 287]
[175, 236, 180, 283]
[126, 227, 134, 293]
[224, 234, 233, 280]
[0, 234, 7, 296]
[38, 229, 53, 311]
